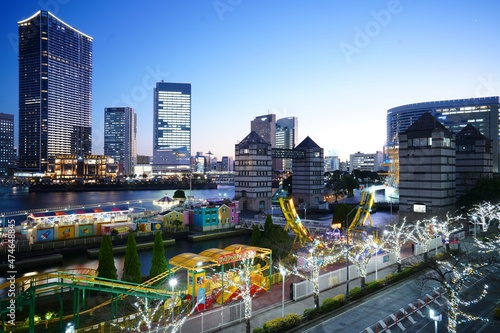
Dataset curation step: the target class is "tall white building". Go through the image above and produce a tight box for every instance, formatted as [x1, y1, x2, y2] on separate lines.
[153, 82, 191, 173]
[104, 107, 137, 176]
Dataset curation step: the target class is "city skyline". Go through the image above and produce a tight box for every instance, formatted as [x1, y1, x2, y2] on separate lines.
[2, 1, 500, 161]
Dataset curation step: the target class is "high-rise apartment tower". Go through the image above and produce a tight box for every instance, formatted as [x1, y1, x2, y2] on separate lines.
[18, 11, 92, 171]
[104, 107, 137, 176]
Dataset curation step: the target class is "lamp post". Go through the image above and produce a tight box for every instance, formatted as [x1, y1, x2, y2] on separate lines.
[472, 215, 477, 238]
[169, 278, 177, 322]
[429, 308, 442, 333]
[279, 265, 286, 317]
[374, 244, 379, 280]
[345, 206, 358, 300]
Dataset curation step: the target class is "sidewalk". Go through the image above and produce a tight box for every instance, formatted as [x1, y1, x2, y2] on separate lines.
[220, 259, 400, 333]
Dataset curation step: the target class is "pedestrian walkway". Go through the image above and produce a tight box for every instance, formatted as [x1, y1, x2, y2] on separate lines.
[220, 253, 408, 333]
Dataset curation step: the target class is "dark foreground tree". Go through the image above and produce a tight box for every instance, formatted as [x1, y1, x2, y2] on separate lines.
[149, 231, 168, 278]
[97, 235, 117, 280]
[122, 231, 142, 283]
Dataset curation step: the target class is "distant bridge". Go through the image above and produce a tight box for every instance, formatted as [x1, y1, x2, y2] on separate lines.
[238, 216, 332, 234]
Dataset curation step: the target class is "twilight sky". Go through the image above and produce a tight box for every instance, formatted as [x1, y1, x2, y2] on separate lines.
[2, 0, 500, 161]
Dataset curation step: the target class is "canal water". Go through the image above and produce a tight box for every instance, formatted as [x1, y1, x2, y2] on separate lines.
[0, 186, 246, 282]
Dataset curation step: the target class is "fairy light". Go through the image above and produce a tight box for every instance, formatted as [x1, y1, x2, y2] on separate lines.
[380, 217, 413, 268]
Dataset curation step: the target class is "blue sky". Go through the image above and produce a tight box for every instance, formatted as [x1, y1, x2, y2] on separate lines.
[2, 0, 500, 161]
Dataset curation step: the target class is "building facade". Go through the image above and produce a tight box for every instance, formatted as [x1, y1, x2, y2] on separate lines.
[53, 154, 117, 182]
[153, 82, 191, 173]
[276, 116, 298, 171]
[455, 124, 493, 199]
[292, 136, 324, 208]
[349, 151, 384, 172]
[387, 97, 500, 171]
[18, 11, 92, 172]
[0, 113, 15, 176]
[104, 107, 137, 176]
[399, 113, 456, 218]
[234, 131, 273, 212]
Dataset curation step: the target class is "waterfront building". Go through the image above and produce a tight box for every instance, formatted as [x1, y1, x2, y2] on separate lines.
[221, 156, 234, 172]
[292, 136, 324, 208]
[153, 81, 191, 173]
[455, 124, 493, 199]
[234, 131, 273, 212]
[0, 113, 15, 176]
[53, 154, 117, 182]
[18, 11, 92, 172]
[399, 113, 456, 218]
[387, 97, 500, 171]
[349, 151, 384, 172]
[104, 107, 137, 176]
[192, 202, 239, 232]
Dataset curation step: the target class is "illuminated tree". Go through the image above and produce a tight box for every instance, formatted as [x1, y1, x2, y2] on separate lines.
[380, 218, 413, 272]
[418, 251, 494, 333]
[221, 255, 263, 333]
[468, 201, 500, 234]
[285, 239, 344, 308]
[346, 234, 380, 289]
[407, 218, 437, 261]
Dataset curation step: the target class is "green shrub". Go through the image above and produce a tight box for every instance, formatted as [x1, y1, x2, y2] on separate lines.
[365, 280, 383, 294]
[494, 307, 500, 320]
[262, 314, 301, 332]
[320, 294, 345, 313]
[303, 307, 320, 320]
[384, 273, 394, 284]
[349, 286, 364, 300]
[253, 328, 265, 333]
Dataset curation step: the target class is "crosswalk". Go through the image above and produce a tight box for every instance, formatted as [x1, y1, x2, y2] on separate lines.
[359, 289, 443, 333]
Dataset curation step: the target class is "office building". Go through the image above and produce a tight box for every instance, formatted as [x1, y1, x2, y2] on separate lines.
[104, 107, 137, 176]
[292, 136, 324, 208]
[387, 97, 500, 171]
[153, 82, 191, 173]
[251, 114, 276, 148]
[349, 151, 384, 172]
[234, 131, 273, 212]
[455, 124, 493, 199]
[0, 113, 15, 176]
[276, 116, 298, 171]
[399, 113, 456, 217]
[18, 11, 92, 172]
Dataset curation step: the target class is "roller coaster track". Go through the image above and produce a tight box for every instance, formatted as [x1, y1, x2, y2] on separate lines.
[0, 268, 178, 332]
[278, 197, 314, 247]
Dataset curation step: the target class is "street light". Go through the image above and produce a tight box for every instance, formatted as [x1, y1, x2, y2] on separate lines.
[429, 308, 442, 333]
[374, 244, 379, 280]
[279, 265, 286, 317]
[472, 215, 477, 238]
[345, 206, 358, 300]
[169, 278, 177, 322]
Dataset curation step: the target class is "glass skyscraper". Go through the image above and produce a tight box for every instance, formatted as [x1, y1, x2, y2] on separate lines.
[104, 107, 137, 176]
[153, 82, 191, 172]
[18, 11, 92, 172]
[0, 113, 15, 176]
[387, 97, 500, 172]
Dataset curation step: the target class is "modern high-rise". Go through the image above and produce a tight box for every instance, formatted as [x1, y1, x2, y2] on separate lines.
[251, 114, 276, 148]
[276, 116, 298, 171]
[387, 97, 500, 171]
[153, 82, 191, 173]
[0, 113, 15, 176]
[18, 11, 92, 172]
[104, 107, 137, 176]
